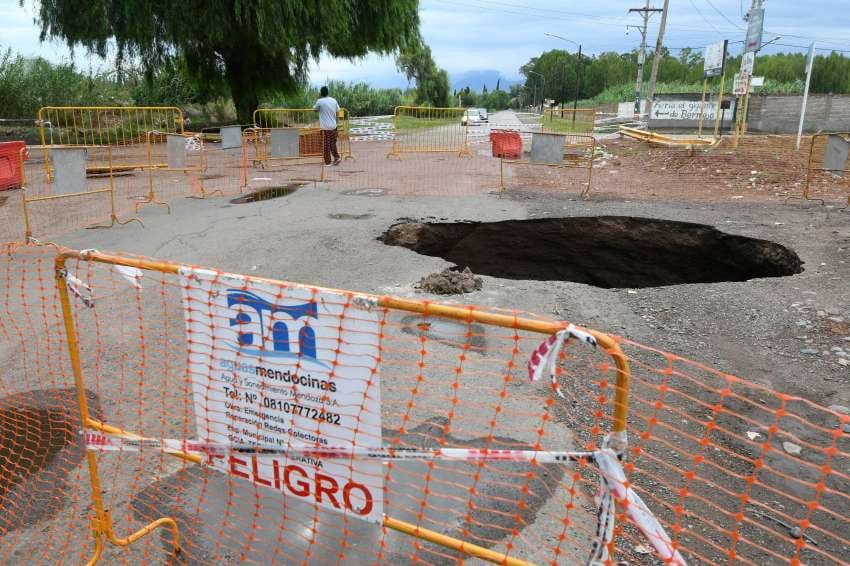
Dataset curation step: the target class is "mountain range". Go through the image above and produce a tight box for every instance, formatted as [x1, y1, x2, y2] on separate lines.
[449, 69, 521, 92]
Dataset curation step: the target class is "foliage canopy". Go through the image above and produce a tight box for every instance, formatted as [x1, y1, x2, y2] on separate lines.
[29, 0, 420, 122]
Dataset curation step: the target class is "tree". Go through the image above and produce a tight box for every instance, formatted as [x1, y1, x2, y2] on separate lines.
[30, 0, 420, 123]
[495, 78, 501, 91]
[459, 86, 476, 107]
[395, 36, 450, 107]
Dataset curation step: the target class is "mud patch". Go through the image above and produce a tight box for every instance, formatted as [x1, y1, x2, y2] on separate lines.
[230, 183, 303, 204]
[381, 216, 804, 289]
[416, 266, 483, 295]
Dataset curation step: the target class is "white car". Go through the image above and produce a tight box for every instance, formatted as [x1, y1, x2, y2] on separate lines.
[462, 108, 482, 126]
[477, 108, 489, 122]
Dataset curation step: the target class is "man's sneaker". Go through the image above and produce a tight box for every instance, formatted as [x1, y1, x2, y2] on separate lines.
[332, 159, 341, 166]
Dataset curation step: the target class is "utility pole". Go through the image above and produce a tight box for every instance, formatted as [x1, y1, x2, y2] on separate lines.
[645, 0, 670, 120]
[735, 0, 765, 144]
[629, 1, 662, 118]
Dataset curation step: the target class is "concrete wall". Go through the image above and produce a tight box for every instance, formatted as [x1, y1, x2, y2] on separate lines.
[647, 93, 850, 133]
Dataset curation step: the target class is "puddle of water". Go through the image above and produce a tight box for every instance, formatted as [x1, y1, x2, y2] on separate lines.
[342, 188, 385, 197]
[231, 183, 303, 204]
[327, 213, 374, 220]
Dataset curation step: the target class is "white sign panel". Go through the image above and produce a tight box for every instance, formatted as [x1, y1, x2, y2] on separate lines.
[703, 40, 726, 78]
[180, 267, 383, 523]
[733, 73, 748, 96]
[651, 100, 717, 121]
[741, 52, 755, 75]
[750, 76, 764, 88]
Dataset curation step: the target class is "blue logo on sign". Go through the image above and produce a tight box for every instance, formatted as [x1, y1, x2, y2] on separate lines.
[227, 289, 327, 367]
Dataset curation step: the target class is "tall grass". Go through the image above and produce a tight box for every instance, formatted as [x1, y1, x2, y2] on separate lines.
[262, 80, 416, 117]
[0, 48, 128, 118]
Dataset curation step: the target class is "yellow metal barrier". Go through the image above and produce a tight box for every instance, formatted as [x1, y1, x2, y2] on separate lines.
[55, 248, 631, 565]
[388, 106, 470, 157]
[792, 132, 850, 208]
[20, 145, 142, 242]
[542, 108, 596, 134]
[136, 131, 219, 213]
[253, 107, 353, 159]
[240, 127, 325, 187]
[500, 133, 597, 199]
[37, 106, 184, 179]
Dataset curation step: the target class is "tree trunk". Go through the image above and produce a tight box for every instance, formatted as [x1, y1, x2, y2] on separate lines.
[233, 89, 259, 125]
[225, 54, 260, 125]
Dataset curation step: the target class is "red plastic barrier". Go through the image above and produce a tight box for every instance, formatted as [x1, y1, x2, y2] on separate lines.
[0, 141, 26, 191]
[490, 129, 522, 159]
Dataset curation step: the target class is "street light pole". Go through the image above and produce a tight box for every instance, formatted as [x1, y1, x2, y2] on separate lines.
[544, 33, 582, 125]
[528, 70, 545, 114]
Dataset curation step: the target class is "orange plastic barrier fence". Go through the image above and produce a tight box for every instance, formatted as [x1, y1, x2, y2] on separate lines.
[0, 243, 848, 565]
[499, 133, 596, 199]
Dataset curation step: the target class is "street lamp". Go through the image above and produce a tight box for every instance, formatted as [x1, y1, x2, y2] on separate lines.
[527, 70, 545, 114]
[544, 32, 582, 126]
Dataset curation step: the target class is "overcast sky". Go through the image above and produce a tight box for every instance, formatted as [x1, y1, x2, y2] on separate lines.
[2, 0, 848, 87]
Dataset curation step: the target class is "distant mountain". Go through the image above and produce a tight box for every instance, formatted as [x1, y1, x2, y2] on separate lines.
[449, 69, 519, 93]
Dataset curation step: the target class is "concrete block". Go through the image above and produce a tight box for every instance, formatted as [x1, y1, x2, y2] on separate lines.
[52, 148, 87, 195]
[269, 128, 300, 158]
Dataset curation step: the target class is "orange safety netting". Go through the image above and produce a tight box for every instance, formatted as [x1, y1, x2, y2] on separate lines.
[0, 243, 847, 565]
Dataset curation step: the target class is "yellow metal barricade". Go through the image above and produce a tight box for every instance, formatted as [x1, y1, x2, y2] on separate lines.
[253, 107, 353, 160]
[37, 106, 184, 179]
[52, 247, 631, 565]
[793, 132, 850, 208]
[135, 131, 217, 213]
[500, 133, 597, 199]
[388, 106, 470, 157]
[542, 108, 597, 134]
[19, 145, 142, 242]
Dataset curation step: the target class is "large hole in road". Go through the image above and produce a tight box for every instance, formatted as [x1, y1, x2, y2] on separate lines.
[380, 217, 804, 289]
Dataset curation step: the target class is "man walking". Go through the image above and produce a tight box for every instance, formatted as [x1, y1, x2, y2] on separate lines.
[313, 86, 341, 165]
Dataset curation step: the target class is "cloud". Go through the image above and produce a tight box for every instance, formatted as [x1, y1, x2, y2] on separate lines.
[2, 0, 848, 86]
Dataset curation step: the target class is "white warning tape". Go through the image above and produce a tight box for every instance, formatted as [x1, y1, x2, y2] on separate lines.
[84, 431, 592, 464]
[528, 324, 598, 398]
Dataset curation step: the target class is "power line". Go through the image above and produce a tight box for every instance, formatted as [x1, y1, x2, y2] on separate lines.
[431, 0, 742, 34]
[703, 0, 744, 30]
[429, 0, 850, 53]
[686, 0, 724, 35]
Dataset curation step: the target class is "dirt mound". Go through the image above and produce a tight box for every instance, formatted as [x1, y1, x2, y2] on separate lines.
[416, 267, 483, 295]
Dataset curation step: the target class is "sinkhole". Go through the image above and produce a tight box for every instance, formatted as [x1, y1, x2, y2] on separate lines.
[380, 216, 804, 289]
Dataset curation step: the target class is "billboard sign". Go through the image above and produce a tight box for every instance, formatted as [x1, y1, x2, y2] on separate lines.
[745, 7, 764, 52]
[703, 40, 727, 78]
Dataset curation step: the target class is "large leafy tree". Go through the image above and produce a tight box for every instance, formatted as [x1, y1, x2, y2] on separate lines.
[395, 38, 450, 107]
[28, 0, 420, 122]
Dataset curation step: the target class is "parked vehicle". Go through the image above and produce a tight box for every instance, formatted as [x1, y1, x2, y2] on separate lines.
[461, 108, 482, 126]
[477, 108, 489, 122]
